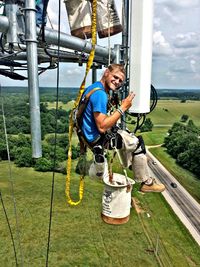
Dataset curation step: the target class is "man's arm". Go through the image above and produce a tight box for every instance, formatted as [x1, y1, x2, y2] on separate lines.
[94, 92, 135, 133]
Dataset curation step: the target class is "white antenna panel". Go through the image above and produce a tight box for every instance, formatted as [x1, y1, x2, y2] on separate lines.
[129, 0, 154, 114]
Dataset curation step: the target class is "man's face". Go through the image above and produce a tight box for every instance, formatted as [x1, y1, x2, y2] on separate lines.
[104, 69, 125, 91]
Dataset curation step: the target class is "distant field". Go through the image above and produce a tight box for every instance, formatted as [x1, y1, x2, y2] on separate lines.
[46, 99, 200, 127]
[148, 100, 200, 126]
[46, 100, 75, 110]
[0, 161, 200, 266]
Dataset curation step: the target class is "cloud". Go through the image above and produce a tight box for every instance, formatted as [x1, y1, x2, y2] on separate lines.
[153, 31, 173, 56]
[173, 32, 199, 48]
[162, 6, 180, 23]
[154, 17, 161, 28]
[190, 60, 196, 72]
[157, 0, 200, 9]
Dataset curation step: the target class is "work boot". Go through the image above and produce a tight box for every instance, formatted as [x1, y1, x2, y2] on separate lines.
[140, 179, 165, 193]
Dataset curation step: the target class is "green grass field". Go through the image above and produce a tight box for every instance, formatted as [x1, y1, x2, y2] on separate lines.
[46, 100, 75, 111]
[149, 100, 200, 127]
[1, 161, 200, 267]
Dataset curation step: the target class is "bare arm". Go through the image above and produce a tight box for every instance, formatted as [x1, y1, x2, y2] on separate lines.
[94, 92, 135, 133]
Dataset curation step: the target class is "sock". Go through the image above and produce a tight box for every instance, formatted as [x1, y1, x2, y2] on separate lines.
[144, 177, 153, 185]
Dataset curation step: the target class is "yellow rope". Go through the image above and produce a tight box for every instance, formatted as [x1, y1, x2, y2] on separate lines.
[66, 0, 97, 206]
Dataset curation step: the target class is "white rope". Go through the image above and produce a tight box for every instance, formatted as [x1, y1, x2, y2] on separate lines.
[107, 0, 111, 65]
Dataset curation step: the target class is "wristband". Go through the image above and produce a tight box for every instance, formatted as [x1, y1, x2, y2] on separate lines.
[116, 107, 124, 116]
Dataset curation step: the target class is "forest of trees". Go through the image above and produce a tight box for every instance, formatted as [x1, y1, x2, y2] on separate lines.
[0, 93, 80, 172]
[157, 89, 200, 100]
[164, 120, 200, 177]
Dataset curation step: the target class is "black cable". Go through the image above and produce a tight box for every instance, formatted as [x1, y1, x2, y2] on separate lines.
[134, 114, 146, 133]
[38, 63, 58, 76]
[0, 190, 18, 267]
[0, 33, 10, 54]
[17, 42, 26, 52]
[45, 0, 61, 266]
[124, 84, 158, 133]
[0, 60, 23, 67]
[0, 69, 27, 80]
[149, 85, 158, 113]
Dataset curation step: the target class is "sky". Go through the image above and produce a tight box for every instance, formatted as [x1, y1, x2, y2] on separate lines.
[0, 0, 200, 89]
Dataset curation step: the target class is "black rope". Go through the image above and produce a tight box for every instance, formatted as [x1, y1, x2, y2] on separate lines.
[45, 0, 61, 265]
[0, 84, 24, 266]
[0, 190, 18, 267]
[124, 84, 158, 133]
[149, 84, 158, 113]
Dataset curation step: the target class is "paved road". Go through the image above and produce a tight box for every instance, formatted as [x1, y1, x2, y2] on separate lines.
[147, 151, 200, 246]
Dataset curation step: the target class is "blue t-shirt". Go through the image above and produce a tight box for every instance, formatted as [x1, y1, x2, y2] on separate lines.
[81, 81, 108, 142]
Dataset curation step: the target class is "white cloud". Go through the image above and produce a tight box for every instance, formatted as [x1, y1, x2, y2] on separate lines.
[153, 17, 161, 28]
[190, 60, 196, 72]
[153, 31, 173, 56]
[162, 7, 180, 23]
[173, 32, 199, 48]
[157, 0, 200, 9]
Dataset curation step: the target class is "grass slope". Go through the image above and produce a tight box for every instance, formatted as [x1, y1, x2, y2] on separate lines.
[149, 100, 200, 126]
[0, 162, 200, 266]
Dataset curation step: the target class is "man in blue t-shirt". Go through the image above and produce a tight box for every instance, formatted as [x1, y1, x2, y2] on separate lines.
[81, 64, 165, 193]
[82, 64, 134, 143]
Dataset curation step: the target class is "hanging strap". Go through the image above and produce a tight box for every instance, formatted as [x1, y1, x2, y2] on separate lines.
[66, 0, 97, 206]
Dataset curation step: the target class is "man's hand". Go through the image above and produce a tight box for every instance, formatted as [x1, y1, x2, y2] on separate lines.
[120, 92, 135, 112]
[94, 92, 135, 134]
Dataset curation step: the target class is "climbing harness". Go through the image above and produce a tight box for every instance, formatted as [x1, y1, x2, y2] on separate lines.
[66, 0, 97, 206]
[75, 87, 103, 150]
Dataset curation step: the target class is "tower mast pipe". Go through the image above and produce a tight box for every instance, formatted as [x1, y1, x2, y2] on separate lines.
[0, 16, 116, 62]
[40, 27, 116, 61]
[25, 0, 42, 158]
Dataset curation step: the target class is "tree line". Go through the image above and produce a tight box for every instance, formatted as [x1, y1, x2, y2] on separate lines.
[164, 120, 200, 177]
[0, 96, 70, 137]
[157, 89, 200, 100]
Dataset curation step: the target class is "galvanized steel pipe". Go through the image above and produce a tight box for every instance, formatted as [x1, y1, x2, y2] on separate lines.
[25, 0, 42, 158]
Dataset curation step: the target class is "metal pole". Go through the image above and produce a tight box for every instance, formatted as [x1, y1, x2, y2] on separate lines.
[0, 16, 116, 63]
[25, 0, 42, 158]
[0, 14, 9, 33]
[41, 27, 116, 62]
[121, 0, 129, 129]
[92, 67, 97, 83]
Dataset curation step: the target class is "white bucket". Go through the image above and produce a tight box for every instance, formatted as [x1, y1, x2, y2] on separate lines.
[101, 173, 135, 225]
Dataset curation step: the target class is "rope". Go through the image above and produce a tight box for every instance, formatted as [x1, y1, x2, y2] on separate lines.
[65, 0, 97, 206]
[0, 190, 18, 267]
[0, 85, 24, 266]
[45, 0, 61, 265]
[107, 0, 111, 65]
